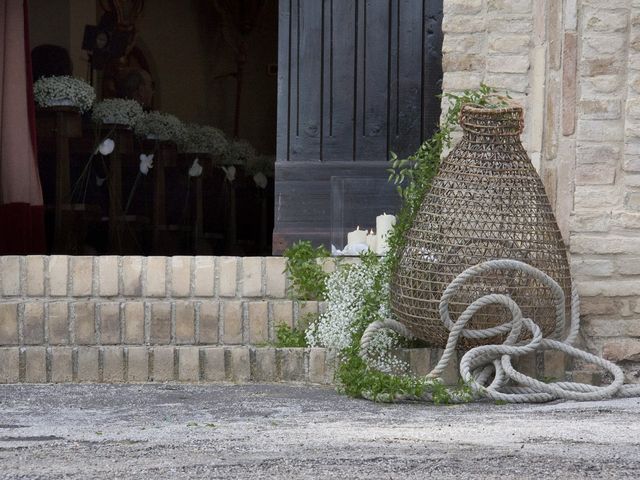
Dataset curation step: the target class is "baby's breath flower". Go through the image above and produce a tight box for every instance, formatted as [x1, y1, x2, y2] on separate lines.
[92, 98, 144, 127]
[306, 257, 409, 375]
[307, 262, 379, 351]
[134, 111, 186, 142]
[33, 76, 95, 113]
[361, 328, 409, 375]
[177, 123, 228, 156]
[224, 139, 257, 165]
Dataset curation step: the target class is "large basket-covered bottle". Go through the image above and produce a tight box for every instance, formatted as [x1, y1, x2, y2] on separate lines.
[389, 102, 571, 350]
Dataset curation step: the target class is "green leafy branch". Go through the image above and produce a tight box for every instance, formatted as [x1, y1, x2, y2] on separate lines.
[334, 85, 507, 402]
[283, 240, 330, 301]
[281, 85, 508, 403]
[385, 84, 507, 275]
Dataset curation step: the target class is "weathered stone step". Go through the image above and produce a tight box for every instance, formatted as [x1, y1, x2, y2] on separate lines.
[0, 256, 291, 299]
[0, 299, 319, 346]
[0, 255, 600, 388]
[0, 346, 336, 385]
[0, 346, 576, 387]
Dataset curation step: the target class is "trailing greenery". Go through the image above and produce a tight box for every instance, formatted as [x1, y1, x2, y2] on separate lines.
[330, 253, 473, 404]
[280, 241, 331, 348]
[274, 323, 308, 348]
[386, 84, 508, 273]
[283, 240, 331, 301]
[274, 313, 316, 348]
[284, 86, 506, 403]
[329, 86, 506, 402]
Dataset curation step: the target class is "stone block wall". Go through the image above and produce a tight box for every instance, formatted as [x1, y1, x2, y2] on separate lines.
[442, 0, 640, 377]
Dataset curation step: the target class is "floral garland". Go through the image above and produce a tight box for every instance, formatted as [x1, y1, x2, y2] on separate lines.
[224, 139, 257, 165]
[33, 76, 96, 113]
[178, 123, 228, 156]
[133, 110, 186, 142]
[91, 98, 144, 127]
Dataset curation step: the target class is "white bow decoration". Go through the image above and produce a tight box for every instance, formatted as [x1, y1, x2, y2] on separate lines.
[222, 165, 236, 183]
[253, 172, 268, 189]
[139, 153, 154, 175]
[189, 158, 203, 177]
[97, 138, 115, 156]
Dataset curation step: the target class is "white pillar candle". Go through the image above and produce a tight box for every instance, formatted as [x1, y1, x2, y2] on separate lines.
[366, 230, 377, 252]
[347, 226, 367, 246]
[376, 213, 396, 255]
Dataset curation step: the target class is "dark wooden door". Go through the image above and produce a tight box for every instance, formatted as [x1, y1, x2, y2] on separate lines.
[273, 0, 443, 253]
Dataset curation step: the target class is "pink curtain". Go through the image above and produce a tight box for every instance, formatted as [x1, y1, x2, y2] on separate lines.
[0, 0, 46, 253]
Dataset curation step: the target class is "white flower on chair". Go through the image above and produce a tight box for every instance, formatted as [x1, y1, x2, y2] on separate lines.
[221, 165, 236, 183]
[139, 153, 154, 175]
[188, 158, 203, 177]
[253, 172, 268, 189]
[97, 138, 115, 156]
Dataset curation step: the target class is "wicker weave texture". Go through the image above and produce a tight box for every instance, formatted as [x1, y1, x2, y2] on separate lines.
[390, 103, 571, 350]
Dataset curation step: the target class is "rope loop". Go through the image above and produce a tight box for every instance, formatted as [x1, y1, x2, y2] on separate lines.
[359, 259, 640, 403]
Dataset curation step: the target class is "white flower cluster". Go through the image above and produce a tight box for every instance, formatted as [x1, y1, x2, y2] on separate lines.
[306, 262, 380, 351]
[224, 139, 257, 165]
[360, 328, 409, 375]
[178, 123, 228, 156]
[91, 98, 144, 127]
[306, 258, 409, 374]
[33, 76, 96, 113]
[133, 111, 186, 142]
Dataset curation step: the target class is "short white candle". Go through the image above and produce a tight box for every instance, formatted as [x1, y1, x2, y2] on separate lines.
[376, 213, 396, 255]
[347, 226, 367, 246]
[366, 230, 377, 252]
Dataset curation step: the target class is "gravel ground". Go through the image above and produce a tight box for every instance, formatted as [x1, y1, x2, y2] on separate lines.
[1, 383, 639, 479]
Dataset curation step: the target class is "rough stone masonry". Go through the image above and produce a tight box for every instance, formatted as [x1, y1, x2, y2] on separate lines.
[441, 0, 640, 380]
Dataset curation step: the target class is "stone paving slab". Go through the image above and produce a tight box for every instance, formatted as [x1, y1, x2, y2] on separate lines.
[1, 384, 639, 479]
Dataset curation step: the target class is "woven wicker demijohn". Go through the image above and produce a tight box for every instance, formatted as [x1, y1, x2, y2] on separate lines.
[389, 101, 571, 350]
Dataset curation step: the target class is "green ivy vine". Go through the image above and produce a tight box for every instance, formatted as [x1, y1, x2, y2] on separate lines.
[282, 85, 508, 402]
[335, 85, 507, 402]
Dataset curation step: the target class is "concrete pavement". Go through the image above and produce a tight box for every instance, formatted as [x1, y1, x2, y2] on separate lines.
[1, 383, 639, 479]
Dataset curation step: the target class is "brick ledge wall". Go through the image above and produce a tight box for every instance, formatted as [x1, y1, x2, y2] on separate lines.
[0, 255, 592, 385]
[0, 255, 322, 347]
[0, 345, 584, 387]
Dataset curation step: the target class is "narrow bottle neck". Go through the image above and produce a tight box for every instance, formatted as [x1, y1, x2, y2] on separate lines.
[461, 127, 523, 144]
[458, 108, 524, 143]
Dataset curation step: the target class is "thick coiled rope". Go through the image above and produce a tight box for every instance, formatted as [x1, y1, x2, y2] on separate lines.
[360, 259, 640, 403]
